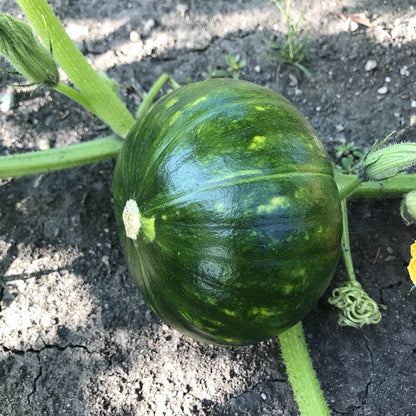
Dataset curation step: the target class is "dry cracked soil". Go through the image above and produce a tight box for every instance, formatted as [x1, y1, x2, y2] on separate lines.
[1, 0, 416, 415]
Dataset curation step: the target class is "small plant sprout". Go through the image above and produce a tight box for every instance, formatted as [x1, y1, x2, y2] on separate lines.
[335, 141, 364, 174]
[202, 54, 246, 80]
[201, 64, 228, 80]
[226, 54, 246, 79]
[268, 0, 310, 75]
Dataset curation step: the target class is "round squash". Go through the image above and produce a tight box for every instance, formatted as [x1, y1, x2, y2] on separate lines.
[113, 79, 342, 345]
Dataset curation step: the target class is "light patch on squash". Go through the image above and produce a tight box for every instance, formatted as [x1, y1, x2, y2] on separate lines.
[168, 110, 182, 125]
[188, 96, 207, 107]
[248, 306, 277, 318]
[248, 135, 266, 150]
[222, 308, 237, 317]
[165, 96, 178, 109]
[123, 199, 141, 240]
[257, 196, 288, 214]
[255, 105, 266, 111]
[215, 202, 225, 212]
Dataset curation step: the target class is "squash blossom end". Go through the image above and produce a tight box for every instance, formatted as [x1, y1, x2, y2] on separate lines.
[122, 199, 141, 240]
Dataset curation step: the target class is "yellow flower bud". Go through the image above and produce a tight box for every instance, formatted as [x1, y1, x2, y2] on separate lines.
[0, 12, 59, 87]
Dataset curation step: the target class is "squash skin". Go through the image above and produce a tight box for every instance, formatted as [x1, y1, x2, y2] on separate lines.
[113, 79, 342, 345]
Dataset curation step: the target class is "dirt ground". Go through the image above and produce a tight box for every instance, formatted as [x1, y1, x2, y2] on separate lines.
[1, 0, 416, 415]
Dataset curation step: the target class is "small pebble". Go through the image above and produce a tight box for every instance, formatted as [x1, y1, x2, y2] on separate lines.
[385, 76, 391, 83]
[38, 138, 51, 150]
[0, 90, 15, 112]
[365, 60, 377, 71]
[129, 30, 140, 42]
[377, 86, 388, 95]
[411, 100, 416, 108]
[288, 73, 298, 87]
[254, 65, 261, 73]
[143, 18, 156, 33]
[336, 124, 344, 132]
[261, 393, 267, 400]
[410, 114, 416, 126]
[342, 18, 359, 32]
[176, 3, 189, 16]
[400, 65, 410, 76]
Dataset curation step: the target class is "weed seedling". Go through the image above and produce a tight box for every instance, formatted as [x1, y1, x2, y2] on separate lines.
[335, 141, 364, 173]
[268, 0, 310, 75]
[202, 54, 246, 80]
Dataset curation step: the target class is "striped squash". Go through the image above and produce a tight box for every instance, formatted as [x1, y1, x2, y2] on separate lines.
[113, 79, 342, 345]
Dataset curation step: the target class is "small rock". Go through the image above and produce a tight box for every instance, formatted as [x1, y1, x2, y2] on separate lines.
[254, 65, 261, 73]
[400, 65, 410, 76]
[38, 138, 51, 150]
[288, 73, 298, 87]
[261, 393, 267, 400]
[377, 86, 388, 95]
[176, 3, 189, 17]
[342, 18, 359, 32]
[410, 114, 416, 126]
[129, 30, 141, 42]
[385, 76, 391, 83]
[365, 60, 377, 71]
[336, 124, 344, 133]
[411, 100, 416, 108]
[143, 18, 156, 33]
[0, 90, 15, 112]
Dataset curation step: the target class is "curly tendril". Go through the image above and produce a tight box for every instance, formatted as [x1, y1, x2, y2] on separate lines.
[328, 281, 382, 328]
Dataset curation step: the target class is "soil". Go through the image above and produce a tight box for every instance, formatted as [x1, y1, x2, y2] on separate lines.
[1, 0, 416, 415]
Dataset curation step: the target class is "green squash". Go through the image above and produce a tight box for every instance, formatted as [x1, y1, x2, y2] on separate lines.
[113, 79, 342, 345]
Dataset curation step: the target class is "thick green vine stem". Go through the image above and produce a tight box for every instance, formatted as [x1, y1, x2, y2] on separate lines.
[278, 322, 330, 416]
[135, 74, 180, 120]
[0, 74, 180, 179]
[0, 135, 122, 178]
[16, 0, 135, 137]
[328, 199, 381, 328]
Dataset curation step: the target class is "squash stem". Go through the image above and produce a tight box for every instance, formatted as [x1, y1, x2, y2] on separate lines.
[340, 199, 357, 283]
[335, 171, 362, 200]
[16, 0, 135, 137]
[54, 82, 95, 114]
[0, 135, 122, 178]
[350, 174, 416, 198]
[278, 322, 330, 416]
[135, 74, 180, 120]
[335, 170, 416, 200]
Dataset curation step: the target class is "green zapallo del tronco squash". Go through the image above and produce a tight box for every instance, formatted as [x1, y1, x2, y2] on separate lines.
[113, 79, 342, 345]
